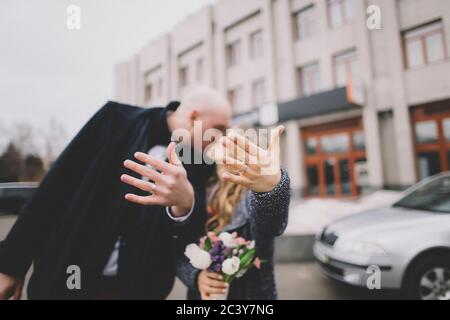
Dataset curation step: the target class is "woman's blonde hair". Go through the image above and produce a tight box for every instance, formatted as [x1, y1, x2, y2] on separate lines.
[206, 177, 247, 233]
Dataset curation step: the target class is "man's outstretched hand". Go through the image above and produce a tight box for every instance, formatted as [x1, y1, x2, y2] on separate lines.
[121, 142, 194, 217]
[0, 273, 23, 300]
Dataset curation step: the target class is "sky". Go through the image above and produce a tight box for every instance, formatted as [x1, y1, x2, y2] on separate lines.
[0, 0, 213, 153]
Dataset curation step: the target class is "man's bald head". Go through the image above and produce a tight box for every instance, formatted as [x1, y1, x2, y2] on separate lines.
[179, 86, 231, 119]
[167, 86, 232, 151]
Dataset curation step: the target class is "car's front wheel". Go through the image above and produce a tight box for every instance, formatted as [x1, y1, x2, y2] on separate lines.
[403, 256, 450, 300]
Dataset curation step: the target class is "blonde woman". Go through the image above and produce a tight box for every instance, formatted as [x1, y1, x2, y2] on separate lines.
[177, 126, 291, 300]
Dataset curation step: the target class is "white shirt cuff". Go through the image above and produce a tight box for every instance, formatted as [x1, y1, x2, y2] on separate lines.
[165, 199, 195, 223]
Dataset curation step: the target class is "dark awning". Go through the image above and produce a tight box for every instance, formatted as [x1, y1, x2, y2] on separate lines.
[231, 87, 363, 127]
[277, 87, 362, 123]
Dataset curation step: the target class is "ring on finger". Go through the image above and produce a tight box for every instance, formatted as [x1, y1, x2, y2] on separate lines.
[237, 164, 249, 175]
[148, 182, 157, 193]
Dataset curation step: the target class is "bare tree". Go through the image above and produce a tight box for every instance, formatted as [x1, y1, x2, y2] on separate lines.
[43, 118, 68, 163]
[10, 122, 38, 155]
[0, 143, 23, 182]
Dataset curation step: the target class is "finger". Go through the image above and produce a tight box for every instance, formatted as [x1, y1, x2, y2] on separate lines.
[228, 131, 260, 156]
[222, 155, 247, 172]
[269, 125, 285, 152]
[206, 278, 228, 289]
[13, 282, 23, 300]
[222, 171, 251, 187]
[206, 272, 224, 281]
[167, 142, 182, 166]
[223, 136, 247, 162]
[200, 291, 210, 300]
[134, 152, 173, 173]
[124, 193, 165, 206]
[267, 126, 284, 170]
[206, 142, 226, 163]
[123, 160, 164, 184]
[121, 174, 156, 193]
[222, 138, 258, 165]
[200, 285, 228, 295]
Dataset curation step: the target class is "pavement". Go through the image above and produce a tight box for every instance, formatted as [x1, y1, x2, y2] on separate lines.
[1, 214, 399, 300]
[286, 190, 403, 235]
[167, 262, 400, 300]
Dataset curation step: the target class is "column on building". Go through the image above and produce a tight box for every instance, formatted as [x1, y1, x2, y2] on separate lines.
[354, 0, 384, 189]
[382, 0, 417, 186]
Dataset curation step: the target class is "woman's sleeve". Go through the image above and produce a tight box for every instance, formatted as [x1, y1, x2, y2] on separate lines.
[246, 168, 291, 237]
[175, 255, 201, 291]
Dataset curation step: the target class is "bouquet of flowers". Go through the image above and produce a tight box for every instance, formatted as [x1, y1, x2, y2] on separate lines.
[184, 231, 261, 299]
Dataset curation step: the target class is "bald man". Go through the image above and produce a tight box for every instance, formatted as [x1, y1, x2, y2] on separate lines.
[0, 87, 232, 300]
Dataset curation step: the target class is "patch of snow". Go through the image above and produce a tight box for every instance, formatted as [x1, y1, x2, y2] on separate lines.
[285, 190, 403, 236]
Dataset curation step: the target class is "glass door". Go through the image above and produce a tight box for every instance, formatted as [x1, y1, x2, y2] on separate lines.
[302, 118, 366, 198]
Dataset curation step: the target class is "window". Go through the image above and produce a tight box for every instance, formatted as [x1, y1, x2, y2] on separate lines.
[196, 59, 204, 82]
[444, 118, 450, 142]
[252, 79, 267, 107]
[179, 66, 188, 88]
[294, 5, 317, 40]
[320, 133, 350, 154]
[249, 30, 263, 59]
[353, 131, 366, 150]
[403, 20, 446, 69]
[412, 105, 450, 179]
[393, 175, 450, 214]
[228, 86, 244, 113]
[333, 49, 358, 87]
[226, 40, 241, 68]
[144, 84, 153, 102]
[327, 0, 354, 28]
[415, 121, 438, 144]
[305, 137, 318, 155]
[298, 63, 321, 96]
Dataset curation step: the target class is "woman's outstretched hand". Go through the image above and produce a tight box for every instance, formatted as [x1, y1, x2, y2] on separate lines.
[197, 270, 228, 300]
[210, 125, 285, 193]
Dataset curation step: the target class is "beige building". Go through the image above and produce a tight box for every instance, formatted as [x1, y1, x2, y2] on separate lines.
[115, 0, 450, 198]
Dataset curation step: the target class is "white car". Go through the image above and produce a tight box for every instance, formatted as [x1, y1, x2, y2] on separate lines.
[314, 172, 450, 300]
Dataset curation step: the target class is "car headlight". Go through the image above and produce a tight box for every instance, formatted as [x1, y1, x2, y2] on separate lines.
[334, 239, 388, 257]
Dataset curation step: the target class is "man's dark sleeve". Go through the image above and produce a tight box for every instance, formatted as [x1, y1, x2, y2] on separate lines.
[0, 102, 116, 278]
[172, 163, 213, 252]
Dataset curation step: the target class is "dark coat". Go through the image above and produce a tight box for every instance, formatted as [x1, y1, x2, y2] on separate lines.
[0, 102, 212, 300]
[176, 169, 290, 300]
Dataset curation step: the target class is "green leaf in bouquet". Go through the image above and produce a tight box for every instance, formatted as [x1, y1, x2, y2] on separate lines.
[204, 237, 212, 252]
[223, 274, 233, 284]
[238, 248, 256, 270]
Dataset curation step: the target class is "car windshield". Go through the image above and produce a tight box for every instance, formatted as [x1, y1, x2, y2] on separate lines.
[394, 175, 450, 214]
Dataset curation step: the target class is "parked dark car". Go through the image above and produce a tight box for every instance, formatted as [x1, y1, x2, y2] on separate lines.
[0, 182, 38, 215]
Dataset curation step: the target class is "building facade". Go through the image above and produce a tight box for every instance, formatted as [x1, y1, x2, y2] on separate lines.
[115, 0, 450, 198]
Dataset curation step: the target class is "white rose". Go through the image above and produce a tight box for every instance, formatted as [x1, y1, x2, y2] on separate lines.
[248, 240, 255, 249]
[184, 244, 212, 270]
[222, 257, 240, 275]
[219, 232, 237, 248]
